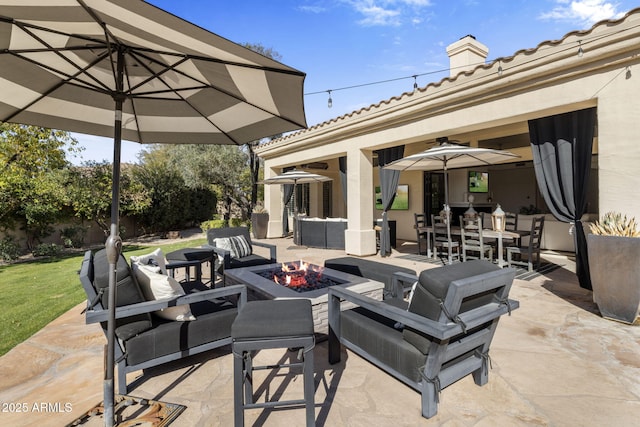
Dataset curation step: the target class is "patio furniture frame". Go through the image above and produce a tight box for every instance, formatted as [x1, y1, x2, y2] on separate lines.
[80, 250, 247, 394]
[328, 260, 518, 418]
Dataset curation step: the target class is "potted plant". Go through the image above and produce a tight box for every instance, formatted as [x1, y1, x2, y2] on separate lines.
[587, 212, 640, 324]
[251, 203, 269, 239]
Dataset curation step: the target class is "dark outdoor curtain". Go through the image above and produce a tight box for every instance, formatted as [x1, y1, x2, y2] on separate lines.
[377, 146, 405, 257]
[528, 107, 596, 290]
[282, 184, 294, 236]
[339, 156, 347, 208]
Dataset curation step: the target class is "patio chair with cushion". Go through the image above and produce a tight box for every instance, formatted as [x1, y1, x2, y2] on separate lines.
[204, 226, 277, 284]
[79, 249, 246, 394]
[328, 260, 519, 419]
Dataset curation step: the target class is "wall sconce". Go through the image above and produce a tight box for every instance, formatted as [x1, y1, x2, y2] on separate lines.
[491, 204, 505, 232]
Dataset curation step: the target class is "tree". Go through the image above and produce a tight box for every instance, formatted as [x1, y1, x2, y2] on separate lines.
[165, 144, 250, 220]
[0, 123, 80, 247]
[66, 161, 151, 236]
[134, 148, 216, 232]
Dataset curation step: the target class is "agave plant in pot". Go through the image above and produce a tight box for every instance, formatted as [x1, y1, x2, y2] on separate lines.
[251, 203, 269, 239]
[587, 212, 640, 324]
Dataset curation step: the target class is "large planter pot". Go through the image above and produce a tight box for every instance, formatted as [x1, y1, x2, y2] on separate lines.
[251, 213, 269, 239]
[587, 233, 640, 324]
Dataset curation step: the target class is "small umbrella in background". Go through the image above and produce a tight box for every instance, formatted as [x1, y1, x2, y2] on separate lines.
[0, 1, 306, 424]
[261, 170, 332, 240]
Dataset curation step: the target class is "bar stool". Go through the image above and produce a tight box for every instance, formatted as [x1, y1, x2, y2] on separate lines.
[231, 299, 315, 427]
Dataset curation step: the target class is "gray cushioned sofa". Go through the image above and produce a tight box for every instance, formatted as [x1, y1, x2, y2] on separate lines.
[80, 249, 246, 394]
[328, 260, 519, 418]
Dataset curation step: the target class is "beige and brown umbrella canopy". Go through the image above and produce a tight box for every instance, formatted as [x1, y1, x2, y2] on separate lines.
[384, 140, 519, 207]
[0, 1, 306, 424]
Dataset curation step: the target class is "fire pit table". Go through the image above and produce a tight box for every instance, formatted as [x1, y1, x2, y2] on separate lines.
[224, 261, 384, 334]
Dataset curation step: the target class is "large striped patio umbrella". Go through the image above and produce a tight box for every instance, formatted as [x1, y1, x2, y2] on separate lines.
[0, 1, 306, 424]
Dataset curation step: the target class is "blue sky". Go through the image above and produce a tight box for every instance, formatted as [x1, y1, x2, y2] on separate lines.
[70, 0, 638, 164]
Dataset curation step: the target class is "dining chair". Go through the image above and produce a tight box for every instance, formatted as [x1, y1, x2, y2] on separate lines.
[431, 213, 460, 264]
[506, 216, 545, 272]
[459, 215, 493, 262]
[505, 211, 521, 246]
[414, 213, 429, 256]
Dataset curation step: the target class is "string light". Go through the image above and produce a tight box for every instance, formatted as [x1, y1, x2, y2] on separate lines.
[577, 40, 584, 57]
[306, 27, 633, 108]
[413, 75, 418, 90]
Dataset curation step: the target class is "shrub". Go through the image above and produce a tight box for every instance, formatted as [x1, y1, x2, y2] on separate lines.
[0, 236, 21, 262]
[32, 243, 61, 257]
[61, 225, 87, 248]
[200, 219, 227, 231]
[229, 218, 246, 227]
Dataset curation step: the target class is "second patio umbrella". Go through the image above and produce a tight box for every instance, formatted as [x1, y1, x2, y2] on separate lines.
[383, 139, 519, 208]
[261, 170, 332, 239]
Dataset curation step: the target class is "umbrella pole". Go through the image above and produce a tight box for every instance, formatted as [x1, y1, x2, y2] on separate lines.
[104, 49, 126, 427]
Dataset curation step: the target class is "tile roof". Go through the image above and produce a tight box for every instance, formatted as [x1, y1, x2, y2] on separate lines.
[259, 7, 639, 150]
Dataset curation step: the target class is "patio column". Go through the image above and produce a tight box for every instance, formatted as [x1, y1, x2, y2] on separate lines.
[345, 148, 377, 255]
[264, 165, 285, 238]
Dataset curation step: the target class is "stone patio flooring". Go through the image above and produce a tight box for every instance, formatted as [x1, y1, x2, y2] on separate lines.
[1, 235, 639, 426]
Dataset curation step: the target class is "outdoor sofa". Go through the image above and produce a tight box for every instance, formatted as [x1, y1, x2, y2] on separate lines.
[328, 260, 519, 418]
[79, 249, 246, 394]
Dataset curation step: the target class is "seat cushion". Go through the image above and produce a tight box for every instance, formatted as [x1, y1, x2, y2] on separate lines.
[324, 257, 415, 296]
[124, 300, 237, 366]
[228, 254, 272, 269]
[341, 306, 427, 383]
[232, 300, 313, 340]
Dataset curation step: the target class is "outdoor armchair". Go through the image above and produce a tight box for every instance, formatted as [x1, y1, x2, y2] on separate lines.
[203, 226, 277, 284]
[328, 260, 518, 419]
[80, 249, 246, 394]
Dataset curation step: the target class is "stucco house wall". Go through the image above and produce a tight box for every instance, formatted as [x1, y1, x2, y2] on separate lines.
[257, 9, 640, 256]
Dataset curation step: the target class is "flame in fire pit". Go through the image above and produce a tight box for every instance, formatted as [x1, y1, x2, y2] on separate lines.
[272, 260, 324, 288]
[252, 260, 350, 293]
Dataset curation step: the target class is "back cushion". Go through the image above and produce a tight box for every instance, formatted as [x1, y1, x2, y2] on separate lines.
[403, 260, 499, 353]
[92, 249, 152, 341]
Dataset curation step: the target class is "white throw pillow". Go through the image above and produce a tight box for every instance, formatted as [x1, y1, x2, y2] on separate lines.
[214, 235, 252, 259]
[131, 263, 196, 321]
[130, 248, 167, 275]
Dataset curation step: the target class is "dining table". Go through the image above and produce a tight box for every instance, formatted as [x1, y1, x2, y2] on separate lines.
[415, 225, 528, 268]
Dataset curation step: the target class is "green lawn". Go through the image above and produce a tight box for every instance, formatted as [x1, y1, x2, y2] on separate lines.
[0, 238, 206, 357]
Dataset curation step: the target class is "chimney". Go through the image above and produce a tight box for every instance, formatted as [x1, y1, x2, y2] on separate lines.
[446, 35, 488, 78]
